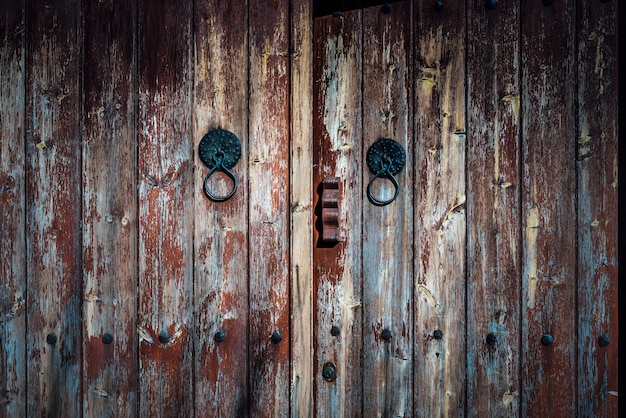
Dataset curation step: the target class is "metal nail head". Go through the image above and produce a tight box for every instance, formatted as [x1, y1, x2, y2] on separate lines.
[433, 329, 444, 340]
[434, 1, 444, 11]
[485, 0, 497, 9]
[214, 330, 226, 343]
[271, 331, 282, 344]
[46, 333, 57, 345]
[486, 333, 497, 346]
[330, 325, 340, 336]
[322, 362, 337, 382]
[102, 333, 114, 345]
[158, 331, 171, 344]
[541, 334, 554, 346]
[381, 3, 392, 14]
[381, 329, 392, 341]
[598, 334, 610, 347]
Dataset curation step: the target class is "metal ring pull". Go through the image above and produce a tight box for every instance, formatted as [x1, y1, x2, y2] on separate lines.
[199, 128, 242, 202]
[366, 138, 406, 206]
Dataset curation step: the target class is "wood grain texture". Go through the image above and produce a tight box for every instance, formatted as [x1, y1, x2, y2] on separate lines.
[361, 3, 413, 416]
[290, 0, 314, 415]
[466, 1, 521, 416]
[25, 0, 83, 416]
[247, 0, 291, 416]
[81, 0, 138, 415]
[521, 0, 577, 416]
[413, 1, 466, 416]
[193, 0, 249, 416]
[137, 1, 193, 416]
[576, 0, 619, 415]
[313, 10, 363, 418]
[0, 1, 26, 416]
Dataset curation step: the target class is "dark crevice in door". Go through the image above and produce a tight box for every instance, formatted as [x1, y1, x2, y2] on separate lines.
[314, 0, 403, 17]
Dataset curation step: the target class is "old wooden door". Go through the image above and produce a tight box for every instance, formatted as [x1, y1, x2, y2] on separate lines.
[0, 0, 620, 417]
[311, 1, 619, 417]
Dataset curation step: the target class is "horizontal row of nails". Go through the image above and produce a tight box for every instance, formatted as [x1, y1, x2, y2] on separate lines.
[43, 330, 611, 348]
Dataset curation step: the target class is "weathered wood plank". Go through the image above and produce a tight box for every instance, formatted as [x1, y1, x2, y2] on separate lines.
[290, 0, 314, 416]
[137, 1, 194, 416]
[413, 1, 467, 416]
[193, 0, 249, 416]
[361, 2, 413, 416]
[0, 1, 26, 416]
[313, 10, 363, 418]
[576, 0, 619, 415]
[466, 1, 521, 416]
[25, 0, 83, 416]
[521, 0, 577, 416]
[81, 0, 138, 415]
[247, 0, 291, 415]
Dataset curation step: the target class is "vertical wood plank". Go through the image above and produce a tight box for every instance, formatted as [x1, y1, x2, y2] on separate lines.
[137, 1, 193, 416]
[313, 10, 363, 418]
[247, 0, 291, 415]
[466, 1, 521, 416]
[290, 0, 314, 416]
[193, 0, 249, 415]
[0, 1, 26, 416]
[25, 0, 83, 416]
[521, 0, 577, 416]
[361, 2, 413, 416]
[82, 0, 138, 415]
[576, 0, 619, 415]
[413, 1, 466, 416]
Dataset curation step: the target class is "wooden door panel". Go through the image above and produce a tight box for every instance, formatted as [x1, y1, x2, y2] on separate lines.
[25, 1, 83, 415]
[466, 1, 521, 416]
[193, 0, 250, 416]
[413, 1, 467, 416]
[313, 9, 364, 417]
[0, 1, 26, 415]
[361, 3, 413, 416]
[82, 0, 138, 415]
[137, 1, 194, 415]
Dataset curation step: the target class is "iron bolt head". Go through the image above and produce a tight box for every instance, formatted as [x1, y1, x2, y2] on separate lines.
[330, 325, 340, 336]
[158, 331, 171, 344]
[598, 334, 610, 347]
[214, 330, 226, 343]
[434, 1, 444, 11]
[46, 333, 57, 345]
[381, 3, 392, 14]
[381, 329, 392, 341]
[486, 333, 497, 346]
[271, 331, 282, 344]
[102, 333, 114, 344]
[433, 329, 444, 340]
[541, 334, 554, 346]
[485, 0, 497, 9]
[322, 362, 337, 382]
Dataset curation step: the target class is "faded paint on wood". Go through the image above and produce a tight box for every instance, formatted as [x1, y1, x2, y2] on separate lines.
[137, 1, 194, 416]
[313, 10, 364, 417]
[521, 0, 577, 416]
[81, 0, 138, 415]
[290, 0, 315, 416]
[466, 1, 521, 416]
[361, 2, 413, 416]
[193, 0, 249, 415]
[413, 1, 467, 416]
[248, 0, 291, 415]
[25, 0, 83, 416]
[576, 0, 619, 415]
[0, 1, 26, 415]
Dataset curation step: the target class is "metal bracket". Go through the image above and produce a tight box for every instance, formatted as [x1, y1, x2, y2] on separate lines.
[199, 128, 241, 202]
[365, 138, 406, 206]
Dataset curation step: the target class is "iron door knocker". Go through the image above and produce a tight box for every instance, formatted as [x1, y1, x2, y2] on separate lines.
[366, 137, 406, 206]
[199, 128, 241, 202]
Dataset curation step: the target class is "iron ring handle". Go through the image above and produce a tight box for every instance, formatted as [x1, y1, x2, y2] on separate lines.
[367, 166, 400, 206]
[203, 159, 238, 202]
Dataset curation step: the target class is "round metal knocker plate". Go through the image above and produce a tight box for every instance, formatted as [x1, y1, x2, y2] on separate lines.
[198, 128, 241, 170]
[366, 137, 406, 176]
